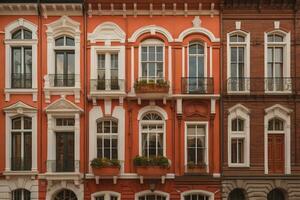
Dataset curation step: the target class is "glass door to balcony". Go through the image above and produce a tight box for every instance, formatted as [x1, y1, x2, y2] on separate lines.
[188, 42, 204, 93]
[267, 47, 283, 91]
[56, 132, 74, 172]
[55, 51, 75, 87]
[230, 46, 245, 91]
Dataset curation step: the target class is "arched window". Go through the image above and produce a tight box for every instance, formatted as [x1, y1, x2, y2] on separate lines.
[228, 188, 246, 200]
[228, 32, 248, 92]
[268, 118, 284, 131]
[228, 104, 250, 167]
[140, 112, 164, 158]
[184, 194, 209, 200]
[54, 189, 77, 200]
[53, 35, 75, 87]
[12, 189, 31, 200]
[267, 188, 285, 200]
[11, 116, 32, 171]
[12, 28, 32, 40]
[188, 42, 205, 93]
[97, 119, 118, 160]
[93, 192, 120, 200]
[140, 39, 164, 83]
[265, 31, 290, 92]
[138, 194, 167, 200]
[11, 28, 33, 89]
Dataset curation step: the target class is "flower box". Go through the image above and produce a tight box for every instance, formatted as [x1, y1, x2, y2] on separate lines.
[92, 166, 120, 176]
[135, 84, 169, 93]
[136, 166, 168, 177]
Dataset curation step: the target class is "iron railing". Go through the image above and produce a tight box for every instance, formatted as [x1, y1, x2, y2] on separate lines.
[48, 74, 77, 87]
[181, 77, 214, 94]
[11, 73, 32, 88]
[226, 77, 294, 94]
[46, 160, 79, 173]
[11, 156, 31, 171]
[90, 79, 124, 91]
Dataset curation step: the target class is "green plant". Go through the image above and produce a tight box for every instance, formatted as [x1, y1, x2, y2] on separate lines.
[133, 155, 170, 168]
[187, 161, 206, 169]
[90, 157, 121, 168]
[134, 79, 169, 90]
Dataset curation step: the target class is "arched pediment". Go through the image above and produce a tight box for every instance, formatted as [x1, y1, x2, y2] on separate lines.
[46, 15, 80, 37]
[88, 22, 126, 43]
[45, 97, 83, 113]
[5, 18, 37, 40]
[128, 25, 174, 42]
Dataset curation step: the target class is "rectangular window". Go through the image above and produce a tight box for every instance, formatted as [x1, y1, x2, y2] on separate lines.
[267, 47, 283, 91]
[141, 45, 163, 82]
[54, 51, 75, 87]
[56, 118, 75, 127]
[186, 124, 206, 166]
[230, 46, 245, 91]
[11, 47, 32, 88]
[231, 138, 244, 164]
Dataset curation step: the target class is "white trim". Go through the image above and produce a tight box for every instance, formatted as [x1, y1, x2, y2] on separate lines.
[128, 25, 174, 42]
[4, 102, 37, 172]
[182, 47, 185, 78]
[45, 183, 83, 200]
[88, 22, 126, 43]
[176, 27, 220, 43]
[91, 191, 121, 200]
[130, 46, 135, 93]
[4, 18, 38, 101]
[181, 190, 215, 200]
[209, 46, 212, 77]
[45, 16, 81, 102]
[227, 30, 250, 93]
[168, 46, 172, 94]
[135, 190, 170, 200]
[184, 121, 209, 173]
[137, 105, 168, 120]
[264, 104, 292, 174]
[228, 104, 250, 167]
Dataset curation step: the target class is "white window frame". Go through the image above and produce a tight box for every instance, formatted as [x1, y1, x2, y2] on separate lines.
[264, 30, 291, 94]
[264, 104, 291, 175]
[4, 18, 38, 102]
[135, 190, 169, 200]
[181, 190, 214, 200]
[45, 16, 81, 103]
[187, 41, 207, 78]
[137, 106, 168, 157]
[184, 121, 209, 173]
[139, 39, 165, 83]
[227, 30, 250, 93]
[3, 102, 37, 173]
[91, 191, 121, 200]
[228, 104, 250, 167]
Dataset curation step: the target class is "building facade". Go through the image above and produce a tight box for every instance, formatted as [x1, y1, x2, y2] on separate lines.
[222, 0, 300, 200]
[0, 0, 221, 199]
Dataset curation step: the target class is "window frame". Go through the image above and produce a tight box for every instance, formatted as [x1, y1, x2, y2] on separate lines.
[228, 104, 250, 167]
[139, 39, 165, 83]
[135, 190, 169, 200]
[227, 30, 250, 93]
[180, 190, 214, 200]
[264, 30, 290, 93]
[184, 121, 209, 173]
[12, 188, 31, 200]
[187, 41, 207, 78]
[91, 191, 121, 200]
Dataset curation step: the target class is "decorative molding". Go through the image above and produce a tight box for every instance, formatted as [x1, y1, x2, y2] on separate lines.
[3, 101, 37, 113]
[135, 190, 169, 200]
[45, 97, 83, 114]
[192, 16, 202, 28]
[180, 190, 214, 200]
[137, 105, 168, 120]
[128, 25, 174, 42]
[274, 21, 280, 29]
[88, 22, 126, 43]
[235, 21, 241, 30]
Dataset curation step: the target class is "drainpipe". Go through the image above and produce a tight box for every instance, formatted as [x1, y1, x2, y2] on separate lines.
[220, 2, 224, 186]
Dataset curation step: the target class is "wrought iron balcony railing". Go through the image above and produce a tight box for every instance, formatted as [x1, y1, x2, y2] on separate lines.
[46, 160, 79, 173]
[90, 79, 125, 92]
[11, 156, 31, 171]
[226, 77, 293, 94]
[48, 74, 77, 87]
[181, 77, 214, 94]
[11, 73, 32, 89]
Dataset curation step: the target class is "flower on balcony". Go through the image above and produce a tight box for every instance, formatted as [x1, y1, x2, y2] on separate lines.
[90, 157, 121, 169]
[134, 79, 169, 93]
[133, 155, 170, 168]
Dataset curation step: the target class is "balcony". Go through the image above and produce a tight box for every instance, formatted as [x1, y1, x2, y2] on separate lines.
[134, 77, 169, 94]
[48, 74, 76, 87]
[181, 77, 214, 94]
[46, 160, 79, 173]
[226, 77, 293, 95]
[11, 157, 31, 171]
[11, 73, 32, 89]
[90, 79, 125, 102]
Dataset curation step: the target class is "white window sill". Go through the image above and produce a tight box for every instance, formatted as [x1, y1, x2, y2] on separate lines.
[228, 164, 249, 168]
[39, 172, 83, 181]
[3, 170, 38, 177]
[4, 88, 37, 102]
[227, 90, 250, 94]
[44, 87, 80, 103]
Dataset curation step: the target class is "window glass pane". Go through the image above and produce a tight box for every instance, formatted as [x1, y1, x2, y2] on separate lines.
[268, 35, 274, 42]
[156, 63, 163, 78]
[111, 54, 118, 69]
[67, 52, 75, 74]
[238, 139, 244, 163]
[12, 117, 22, 129]
[97, 54, 105, 69]
[231, 47, 237, 63]
[66, 37, 75, 46]
[189, 44, 197, 54]
[231, 138, 237, 163]
[230, 35, 237, 42]
[56, 53, 65, 74]
[238, 47, 244, 63]
[12, 29, 22, 39]
[275, 34, 283, 42]
[148, 63, 156, 77]
[12, 48, 22, 73]
[275, 47, 283, 63]
[95, 196, 105, 200]
[24, 29, 32, 39]
[156, 46, 163, 61]
[231, 119, 237, 131]
[55, 37, 65, 46]
[238, 35, 245, 42]
[24, 48, 32, 74]
[149, 46, 155, 61]
[24, 117, 32, 129]
[141, 47, 148, 61]
[189, 56, 197, 77]
[197, 43, 204, 54]
[197, 56, 204, 77]
[142, 63, 147, 77]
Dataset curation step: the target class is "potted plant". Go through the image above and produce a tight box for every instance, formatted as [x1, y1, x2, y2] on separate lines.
[90, 158, 121, 176]
[134, 79, 169, 93]
[186, 162, 207, 173]
[133, 155, 170, 176]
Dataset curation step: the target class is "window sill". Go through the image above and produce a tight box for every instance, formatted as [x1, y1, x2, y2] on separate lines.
[3, 170, 38, 179]
[228, 164, 250, 168]
[5, 88, 37, 102]
[39, 172, 83, 180]
[44, 87, 80, 103]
